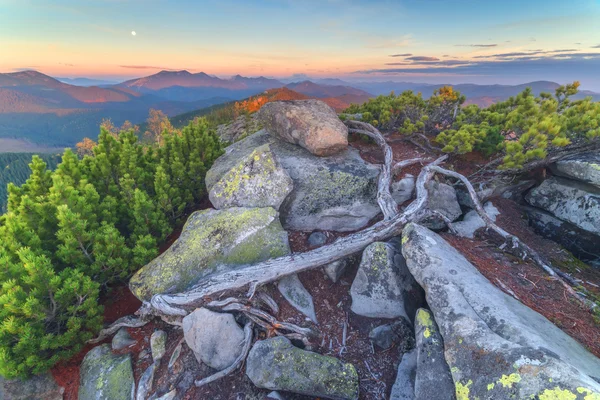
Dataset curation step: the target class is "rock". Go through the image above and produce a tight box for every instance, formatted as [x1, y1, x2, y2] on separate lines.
[414, 309, 455, 400]
[246, 336, 359, 400]
[369, 318, 414, 350]
[554, 152, 600, 187]
[111, 327, 136, 351]
[150, 330, 167, 362]
[525, 206, 600, 263]
[208, 144, 293, 210]
[136, 363, 156, 400]
[391, 175, 415, 205]
[79, 344, 135, 400]
[456, 180, 535, 208]
[206, 130, 380, 232]
[167, 340, 183, 370]
[453, 201, 500, 239]
[129, 206, 290, 300]
[0, 373, 64, 400]
[182, 308, 245, 371]
[153, 390, 176, 400]
[401, 223, 600, 399]
[323, 255, 358, 283]
[308, 231, 327, 247]
[526, 176, 600, 236]
[277, 274, 318, 323]
[266, 391, 286, 400]
[422, 181, 462, 230]
[257, 99, 349, 156]
[390, 349, 417, 400]
[216, 114, 261, 143]
[350, 239, 424, 320]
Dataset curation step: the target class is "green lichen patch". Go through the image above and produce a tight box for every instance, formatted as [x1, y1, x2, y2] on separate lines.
[129, 207, 290, 300]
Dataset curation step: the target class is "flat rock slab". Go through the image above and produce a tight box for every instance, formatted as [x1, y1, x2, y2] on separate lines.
[453, 201, 500, 239]
[526, 176, 600, 236]
[525, 206, 600, 263]
[390, 349, 417, 400]
[414, 309, 455, 400]
[151, 330, 167, 362]
[208, 143, 293, 210]
[554, 152, 600, 187]
[183, 308, 245, 371]
[350, 239, 424, 320]
[112, 327, 136, 350]
[391, 175, 415, 205]
[79, 344, 134, 400]
[0, 373, 64, 400]
[246, 336, 359, 400]
[401, 223, 600, 399]
[206, 130, 379, 232]
[277, 274, 318, 323]
[129, 206, 290, 300]
[257, 99, 349, 156]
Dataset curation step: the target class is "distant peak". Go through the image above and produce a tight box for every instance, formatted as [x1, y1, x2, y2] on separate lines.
[156, 70, 191, 76]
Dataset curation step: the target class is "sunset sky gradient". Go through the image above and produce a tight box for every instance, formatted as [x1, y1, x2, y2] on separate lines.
[2, 0, 600, 88]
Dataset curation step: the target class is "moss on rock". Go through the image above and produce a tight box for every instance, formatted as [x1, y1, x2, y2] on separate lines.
[129, 207, 290, 301]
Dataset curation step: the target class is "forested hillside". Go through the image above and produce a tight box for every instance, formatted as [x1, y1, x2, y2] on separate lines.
[0, 153, 62, 212]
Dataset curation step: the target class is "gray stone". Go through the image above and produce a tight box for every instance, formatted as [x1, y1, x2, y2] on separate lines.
[129, 206, 290, 300]
[422, 181, 462, 230]
[153, 390, 176, 400]
[257, 99, 349, 156]
[554, 152, 600, 187]
[369, 318, 414, 351]
[206, 130, 380, 232]
[79, 344, 134, 400]
[209, 144, 293, 211]
[183, 308, 245, 371]
[216, 114, 261, 143]
[390, 349, 417, 400]
[266, 391, 286, 400]
[150, 330, 167, 362]
[526, 176, 600, 236]
[111, 327, 136, 351]
[135, 363, 156, 400]
[391, 175, 415, 205]
[277, 274, 318, 323]
[414, 309, 455, 400]
[0, 373, 64, 400]
[402, 223, 600, 399]
[323, 255, 358, 283]
[246, 336, 359, 400]
[308, 231, 327, 247]
[350, 239, 424, 320]
[453, 201, 500, 239]
[525, 206, 600, 263]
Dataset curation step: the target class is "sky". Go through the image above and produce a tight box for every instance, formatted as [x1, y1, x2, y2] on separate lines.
[2, 0, 600, 88]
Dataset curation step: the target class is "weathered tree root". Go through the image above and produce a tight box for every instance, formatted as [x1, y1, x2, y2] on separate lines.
[88, 314, 151, 344]
[429, 165, 598, 312]
[195, 322, 254, 387]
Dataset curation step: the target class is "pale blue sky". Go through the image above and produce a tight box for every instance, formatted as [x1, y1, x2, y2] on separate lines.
[1, 0, 600, 88]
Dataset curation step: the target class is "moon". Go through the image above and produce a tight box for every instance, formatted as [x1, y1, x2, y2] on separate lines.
[131, 31, 136, 36]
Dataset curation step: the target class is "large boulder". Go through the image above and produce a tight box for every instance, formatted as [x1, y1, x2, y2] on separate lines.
[350, 239, 424, 320]
[182, 308, 245, 370]
[246, 336, 359, 400]
[129, 207, 290, 300]
[208, 144, 293, 210]
[0, 373, 64, 400]
[401, 223, 600, 399]
[526, 176, 600, 236]
[206, 130, 380, 232]
[79, 344, 134, 400]
[257, 99, 349, 156]
[553, 152, 600, 187]
[525, 206, 600, 263]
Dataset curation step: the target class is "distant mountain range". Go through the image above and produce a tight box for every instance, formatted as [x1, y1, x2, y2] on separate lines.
[1, 69, 599, 152]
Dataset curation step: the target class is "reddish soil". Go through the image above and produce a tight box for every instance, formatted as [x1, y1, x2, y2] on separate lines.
[443, 197, 600, 357]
